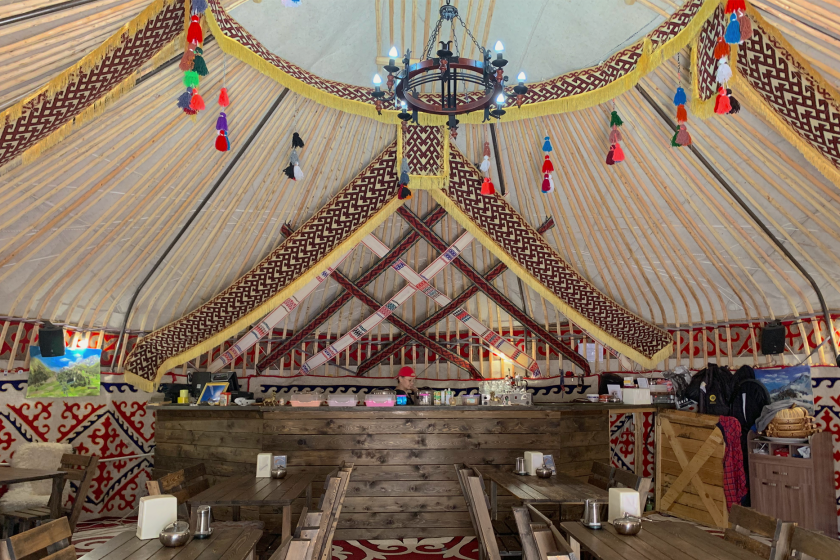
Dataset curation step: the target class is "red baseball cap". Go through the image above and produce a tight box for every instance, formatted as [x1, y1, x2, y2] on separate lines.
[398, 366, 415, 377]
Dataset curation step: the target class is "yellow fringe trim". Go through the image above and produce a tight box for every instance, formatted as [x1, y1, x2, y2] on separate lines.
[206, 0, 722, 124]
[125, 194, 406, 391]
[690, 35, 718, 120]
[395, 125, 451, 190]
[429, 187, 673, 370]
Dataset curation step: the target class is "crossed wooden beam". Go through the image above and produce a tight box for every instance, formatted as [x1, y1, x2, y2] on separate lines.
[256, 206, 589, 376]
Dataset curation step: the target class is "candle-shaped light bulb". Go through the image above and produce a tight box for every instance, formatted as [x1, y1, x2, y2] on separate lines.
[494, 40, 504, 53]
[401, 101, 407, 109]
[373, 74, 382, 85]
[388, 46, 399, 58]
[517, 71, 526, 83]
[496, 93, 506, 105]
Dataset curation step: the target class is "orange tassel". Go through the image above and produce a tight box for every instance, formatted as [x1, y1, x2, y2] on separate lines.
[676, 104, 687, 123]
[218, 87, 230, 107]
[190, 89, 205, 111]
[179, 47, 195, 72]
[714, 37, 730, 60]
[613, 143, 625, 162]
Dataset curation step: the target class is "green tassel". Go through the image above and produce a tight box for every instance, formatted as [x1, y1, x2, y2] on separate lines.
[610, 111, 623, 127]
[183, 70, 199, 88]
[670, 128, 680, 148]
[192, 47, 209, 77]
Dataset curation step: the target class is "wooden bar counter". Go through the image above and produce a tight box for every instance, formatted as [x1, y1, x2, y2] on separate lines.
[154, 404, 659, 539]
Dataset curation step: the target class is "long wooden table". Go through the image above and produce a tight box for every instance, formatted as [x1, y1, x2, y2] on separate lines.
[475, 464, 608, 520]
[0, 467, 66, 520]
[561, 520, 764, 560]
[79, 526, 262, 560]
[187, 472, 316, 542]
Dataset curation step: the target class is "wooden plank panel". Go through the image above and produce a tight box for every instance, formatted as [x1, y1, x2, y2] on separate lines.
[342, 496, 467, 513]
[261, 409, 608, 420]
[337, 512, 473, 528]
[333, 527, 474, 539]
[346, 480, 463, 496]
[157, 429, 263, 449]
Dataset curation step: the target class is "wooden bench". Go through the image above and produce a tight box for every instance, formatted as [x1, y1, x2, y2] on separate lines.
[788, 525, 840, 560]
[5, 517, 75, 560]
[512, 505, 575, 560]
[455, 464, 505, 560]
[724, 504, 794, 560]
[268, 462, 354, 560]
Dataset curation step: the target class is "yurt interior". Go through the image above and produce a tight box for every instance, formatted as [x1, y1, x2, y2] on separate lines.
[1, 0, 840, 559]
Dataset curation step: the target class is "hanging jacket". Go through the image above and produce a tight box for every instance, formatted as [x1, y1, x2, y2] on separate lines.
[729, 365, 771, 431]
[686, 363, 735, 416]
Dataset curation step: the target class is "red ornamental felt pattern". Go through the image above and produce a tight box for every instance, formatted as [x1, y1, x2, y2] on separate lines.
[125, 146, 400, 385]
[696, 5, 726, 101]
[403, 125, 443, 175]
[0, 0, 184, 169]
[443, 148, 673, 362]
[0, 376, 154, 517]
[738, 20, 840, 171]
[206, 0, 704, 111]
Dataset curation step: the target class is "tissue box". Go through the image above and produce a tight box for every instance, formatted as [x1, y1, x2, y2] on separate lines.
[623, 388, 651, 405]
[136, 495, 177, 539]
[256, 452, 273, 477]
[524, 451, 543, 476]
[608, 488, 641, 523]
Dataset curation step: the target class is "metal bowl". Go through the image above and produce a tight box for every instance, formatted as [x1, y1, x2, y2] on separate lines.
[271, 466, 287, 479]
[535, 466, 552, 478]
[159, 520, 190, 547]
[612, 514, 642, 536]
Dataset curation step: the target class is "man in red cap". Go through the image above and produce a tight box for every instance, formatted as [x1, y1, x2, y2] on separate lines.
[395, 366, 417, 404]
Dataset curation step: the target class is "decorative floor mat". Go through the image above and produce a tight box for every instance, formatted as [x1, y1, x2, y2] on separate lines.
[331, 538, 479, 560]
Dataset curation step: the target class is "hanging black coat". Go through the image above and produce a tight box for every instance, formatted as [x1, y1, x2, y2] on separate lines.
[686, 363, 735, 416]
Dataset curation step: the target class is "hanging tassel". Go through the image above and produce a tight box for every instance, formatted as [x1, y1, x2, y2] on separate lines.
[670, 128, 681, 148]
[191, 0, 207, 14]
[676, 104, 687, 123]
[187, 15, 203, 45]
[727, 89, 741, 114]
[546, 174, 555, 194]
[725, 13, 741, 44]
[179, 47, 195, 72]
[725, 0, 746, 14]
[289, 149, 302, 180]
[541, 173, 551, 193]
[226, 133, 231, 151]
[673, 87, 687, 106]
[542, 136, 553, 152]
[716, 59, 732, 85]
[177, 88, 193, 109]
[189, 88, 205, 111]
[283, 163, 295, 179]
[676, 125, 692, 146]
[613, 143, 625, 162]
[292, 132, 305, 149]
[610, 111, 624, 127]
[216, 112, 228, 131]
[738, 11, 753, 42]
[215, 130, 228, 152]
[398, 185, 413, 200]
[479, 141, 491, 173]
[481, 177, 495, 196]
[192, 47, 208, 76]
[400, 157, 410, 185]
[605, 145, 615, 166]
[183, 107, 197, 116]
[714, 87, 732, 114]
[714, 36, 730, 60]
[183, 70, 199, 88]
[609, 125, 622, 144]
[218, 87, 230, 107]
[542, 154, 554, 173]
[294, 164, 304, 181]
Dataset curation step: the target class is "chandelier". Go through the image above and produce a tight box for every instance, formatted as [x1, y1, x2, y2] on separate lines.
[371, 0, 528, 130]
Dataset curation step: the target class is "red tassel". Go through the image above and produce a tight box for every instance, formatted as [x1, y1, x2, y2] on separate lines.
[613, 143, 625, 162]
[190, 89, 205, 111]
[481, 177, 495, 196]
[714, 87, 731, 114]
[676, 104, 687, 123]
[215, 131, 228, 152]
[187, 15, 203, 45]
[725, 0, 745, 14]
[183, 107, 197, 115]
[605, 146, 615, 166]
[541, 173, 551, 193]
[714, 37, 730, 60]
[542, 155, 554, 173]
[218, 87, 230, 107]
[609, 126, 622, 144]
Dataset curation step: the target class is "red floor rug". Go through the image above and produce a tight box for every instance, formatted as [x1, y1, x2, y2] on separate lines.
[331, 538, 478, 560]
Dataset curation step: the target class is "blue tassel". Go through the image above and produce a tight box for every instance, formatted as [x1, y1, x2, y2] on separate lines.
[542, 136, 553, 152]
[216, 112, 228, 132]
[191, 0, 207, 13]
[725, 14, 741, 44]
[226, 134, 231, 150]
[176, 88, 192, 109]
[673, 87, 687, 106]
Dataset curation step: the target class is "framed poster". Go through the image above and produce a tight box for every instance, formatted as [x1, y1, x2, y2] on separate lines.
[198, 382, 229, 404]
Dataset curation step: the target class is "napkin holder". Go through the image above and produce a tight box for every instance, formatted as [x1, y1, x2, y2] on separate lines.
[608, 487, 641, 523]
[524, 451, 543, 476]
[256, 452, 272, 478]
[136, 495, 177, 539]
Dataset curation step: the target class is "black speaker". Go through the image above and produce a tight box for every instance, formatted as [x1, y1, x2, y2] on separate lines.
[760, 320, 786, 355]
[38, 322, 65, 358]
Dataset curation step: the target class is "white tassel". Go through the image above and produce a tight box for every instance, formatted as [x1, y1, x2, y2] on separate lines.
[716, 59, 732, 85]
[546, 174, 555, 194]
[479, 156, 490, 173]
[294, 163, 304, 180]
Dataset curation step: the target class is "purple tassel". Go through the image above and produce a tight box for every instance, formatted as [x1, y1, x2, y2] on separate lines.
[216, 112, 228, 132]
[177, 88, 193, 110]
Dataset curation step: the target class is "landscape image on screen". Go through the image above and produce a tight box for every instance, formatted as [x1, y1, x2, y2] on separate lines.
[26, 347, 101, 398]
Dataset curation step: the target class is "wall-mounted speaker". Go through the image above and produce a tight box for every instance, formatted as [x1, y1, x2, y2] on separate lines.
[38, 322, 65, 358]
[760, 320, 786, 355]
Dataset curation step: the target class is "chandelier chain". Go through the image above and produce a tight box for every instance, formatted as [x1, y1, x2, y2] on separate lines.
[455, 16, 486, 58]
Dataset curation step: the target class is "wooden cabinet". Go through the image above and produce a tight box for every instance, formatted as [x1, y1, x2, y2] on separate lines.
[748, 431, 835, 536]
